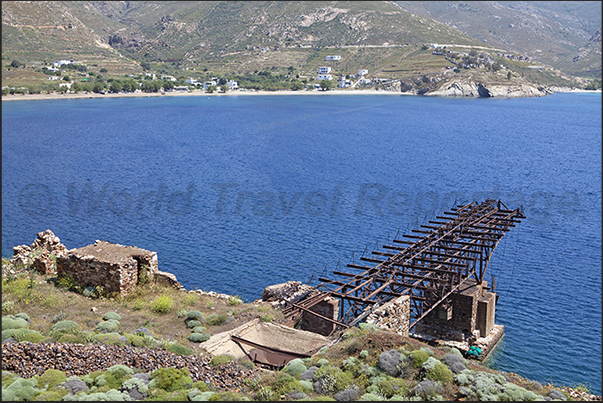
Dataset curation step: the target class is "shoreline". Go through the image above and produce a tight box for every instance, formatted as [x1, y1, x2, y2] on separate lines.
[1, 88, 410, 101]
[3, 87, 599, 102]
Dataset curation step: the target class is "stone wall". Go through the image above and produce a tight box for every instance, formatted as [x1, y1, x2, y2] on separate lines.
[11, 230, 68, 275]
[298, 297, 339, 337]
[365, 295, 411, 336]
[416, 280, 486, 342]
[56, 240, 161, 296]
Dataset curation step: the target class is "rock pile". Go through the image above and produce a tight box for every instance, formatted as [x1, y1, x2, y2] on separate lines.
[2, 342, 258, 390]
[261, 281, 314, 309]
[11, 230, 67, 274]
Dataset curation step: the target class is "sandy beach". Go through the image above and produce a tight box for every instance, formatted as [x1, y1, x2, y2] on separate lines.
[1, 88, 411, 102]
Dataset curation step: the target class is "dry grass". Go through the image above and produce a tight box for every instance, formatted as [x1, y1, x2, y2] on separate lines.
[1, 261, 284, 352]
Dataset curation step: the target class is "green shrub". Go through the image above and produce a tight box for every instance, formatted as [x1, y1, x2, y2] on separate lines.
[209, 354, 234, 367]
[35, 388, 69, 401]
[107, 364, 134, 379]
[56, 333, 84, 344]
[191, 381, 210, 392]
[2, 316, 28, 331]
[3, 328, 31, 342]
[379, 377, 408, 398]
[103, 312, 121, 321]
[2, 300, 15, 314]
[207, 314, 227, 326]
[272, 373, 305, 395]
[283, 358, 307, 376]
[228, 296, 242, 306]
[359, 350, 369, 359]
[426, 362, 453, 384]
[151, 295, 173, 314]
[15, 312, 30, 323]
[209, 391, 244, 401]
[150, 367, 193, 392]
[20, 331, 45, 343]
[313, 365, 353, 393]
[410, 350, 430, 368]
[36, 369, 67, 389]
[359, 392, 385, 401]
[2, 377, 39, 401]
[93, 333, 122, 346]
[186, 320, 202, 329]
[358, 323, 380, 332]
[186, 310, 204, 321]
[167, 343, 192, 356]
[50, 320, 80, 333]
[95, 319, 119, 333]
[191, 326, 207, 334]
[188, 332, 211, 343]
[125, 333, 147, 347]
[254, 386, 276, 401]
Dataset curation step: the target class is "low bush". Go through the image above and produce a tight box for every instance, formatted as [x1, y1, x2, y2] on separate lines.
[254, 386, 276, 401]
[209, 354, 234, 367]
[186, 320, 202, 329]
[20, 331, 45, 343]
[50, 320, 80, 333]
[410, 349, 430, 368]
[167, 343, 192, 356]
[313, 365, 353, 394]
[186, 310, 204, 321]
[209, 391, 244, 401]
[95, 319, 119, 333]
[151, 295, 173, 314]
[103, 312, 121, 321]
[379, 377, 408, 398]
[37, 369, 67, 389]
[2, 377, 39, 401]
[2, 315, 28, 331]
[15, 312, 30, 323]
[377, 349, 404, 376]
[283, 358, 307, 377]
[149, 367, 193, 392]
[426, 362, 453, 384]
[191, 326, 206, 334]
[207, 314, 227, 326]
[188, 332, 211, 343]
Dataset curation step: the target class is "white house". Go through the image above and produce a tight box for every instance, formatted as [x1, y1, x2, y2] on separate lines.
[58, 82, 73, 89]
[48, 76, 60, 80]
[318, 66, 332, 74]
[161, 75, 177, 81]
[227, 80, 238, 90]
[145, 73, 157, 80]
[173, 85, 190, 91]
[317, 74, 332, 80]
[186, 78, 200, 86]
[358, 69, 368, 76]
[53, 59, 74, 67]
[338, 77, 352, 88]
[326, 55, 341, 61]
[202, 81, 217, 91]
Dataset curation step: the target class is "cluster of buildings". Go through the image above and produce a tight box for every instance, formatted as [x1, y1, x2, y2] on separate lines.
[316, 55, 369, 88]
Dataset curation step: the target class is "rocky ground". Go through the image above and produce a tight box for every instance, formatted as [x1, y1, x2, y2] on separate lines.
[2, 341, 258, 391]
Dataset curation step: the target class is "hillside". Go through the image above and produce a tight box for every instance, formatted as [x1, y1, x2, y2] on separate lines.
[394, 1, 602, 78]
[2, 254, 601, 401]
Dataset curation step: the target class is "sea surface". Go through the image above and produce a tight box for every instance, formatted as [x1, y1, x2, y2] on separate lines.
[2, 92, 601, 394]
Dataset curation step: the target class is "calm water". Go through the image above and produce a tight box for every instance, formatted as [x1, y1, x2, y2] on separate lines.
[2, 92, 601, 393]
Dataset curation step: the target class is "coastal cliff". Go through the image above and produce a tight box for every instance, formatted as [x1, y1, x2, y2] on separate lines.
[381, 77, 552, 98]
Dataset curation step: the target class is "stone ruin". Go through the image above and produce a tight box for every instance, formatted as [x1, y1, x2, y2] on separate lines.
[10, 230, 182, 297]
[11, 230, 68, 274]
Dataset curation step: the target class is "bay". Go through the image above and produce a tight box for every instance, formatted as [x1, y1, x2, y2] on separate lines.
[2, 92, 601, 394]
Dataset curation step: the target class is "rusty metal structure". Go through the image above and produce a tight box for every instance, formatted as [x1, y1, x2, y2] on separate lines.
[283, 199, 525, 335]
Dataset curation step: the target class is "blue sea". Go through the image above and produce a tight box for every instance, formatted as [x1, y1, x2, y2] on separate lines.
[2, 92, 601, 394]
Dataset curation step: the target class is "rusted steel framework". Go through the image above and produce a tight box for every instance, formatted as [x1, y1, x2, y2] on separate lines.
[283, 199, 525, 335]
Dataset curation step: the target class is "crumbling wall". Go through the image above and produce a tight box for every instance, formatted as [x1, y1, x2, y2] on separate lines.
[366, 295, 411, 336]
[11, 230, 67, 274]
[416, 280, 486, 342]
